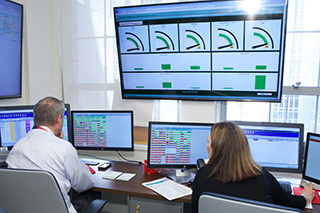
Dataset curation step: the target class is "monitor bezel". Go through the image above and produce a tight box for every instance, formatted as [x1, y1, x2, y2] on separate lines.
[63, 103, 72, 143]
[302, 132, 320, 185]
[233, 121, 304, 173]
[0, 0, 23, 99]
[71, 110, 134, 151]
[113, 0, 288, 102]
[147, 121, 213, 169]
[0, 105, 34, 149]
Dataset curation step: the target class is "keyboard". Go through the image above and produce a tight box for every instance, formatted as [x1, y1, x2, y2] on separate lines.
[300, 179, 320, 190]
[80, 158, 100, 166]
[279, 181, 293, 194]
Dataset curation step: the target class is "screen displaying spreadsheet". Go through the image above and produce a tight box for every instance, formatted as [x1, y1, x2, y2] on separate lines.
[147, 122, 212, 168]
[234, 121, 304, 173]
[71, 111, 133, 151]
[0, 104, 71, 148]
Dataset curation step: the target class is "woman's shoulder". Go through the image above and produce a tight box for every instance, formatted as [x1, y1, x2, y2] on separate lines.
[196, 164, 214, 178]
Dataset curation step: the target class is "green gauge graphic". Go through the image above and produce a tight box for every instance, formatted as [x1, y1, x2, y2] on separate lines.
[185, 30, 206, 50]
[252, 27, 274, 49]
[218, 28, 238, 50]
[155, 31, 175, 51]
[125, 32, 144, 52]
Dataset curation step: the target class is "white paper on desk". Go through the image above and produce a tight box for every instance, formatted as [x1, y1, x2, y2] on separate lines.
[116, 173, 136, 181]
[142, 177, 192, 201]
[102, 171, 123, 180]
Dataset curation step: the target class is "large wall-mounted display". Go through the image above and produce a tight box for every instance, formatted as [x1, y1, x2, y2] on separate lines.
[114, 0, 288, 102]
[0, 0, 23, 99]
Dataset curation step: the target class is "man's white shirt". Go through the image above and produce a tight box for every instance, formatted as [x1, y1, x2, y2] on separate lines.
[6, 126, 94, 213]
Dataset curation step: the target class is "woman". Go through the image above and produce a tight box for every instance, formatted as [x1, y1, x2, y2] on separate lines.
[191, 122, 314, 213]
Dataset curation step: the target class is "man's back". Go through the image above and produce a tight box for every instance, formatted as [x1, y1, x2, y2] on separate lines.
[6, 126, 94, 213]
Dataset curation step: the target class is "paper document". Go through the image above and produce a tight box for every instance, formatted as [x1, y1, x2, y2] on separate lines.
[116, 173, 136, 181]
[102, 171, 123, 180]
[142, 177, 192, 201]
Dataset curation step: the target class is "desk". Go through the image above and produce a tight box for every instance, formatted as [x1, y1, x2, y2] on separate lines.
[92, 161, 190, 203]
[91, 161, 319, 213]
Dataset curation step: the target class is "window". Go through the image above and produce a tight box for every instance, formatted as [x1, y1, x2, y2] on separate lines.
[227, 0, 320, 136]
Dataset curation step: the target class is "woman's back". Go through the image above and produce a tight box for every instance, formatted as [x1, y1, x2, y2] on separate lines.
[192, 165, 306, 213]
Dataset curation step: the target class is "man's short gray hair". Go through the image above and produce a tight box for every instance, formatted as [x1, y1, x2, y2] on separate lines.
[33, 97, 65, 126]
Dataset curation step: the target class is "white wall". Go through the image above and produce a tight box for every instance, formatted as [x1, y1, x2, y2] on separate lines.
[25, 0, 62, 104]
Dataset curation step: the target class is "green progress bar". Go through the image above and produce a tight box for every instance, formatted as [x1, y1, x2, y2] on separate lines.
[223, 67, 234, 70]
[134, 68, 143, 71]
[162, 64, 171, 70]
[191, 87, 200, 89]
[255, 75, 266, 89]
[136, 86, 145, 88]
[190, 66, 200, 70]
[256, 65, 267, 70]
[223, 87, 233, 89]
[162, 82, 172, 88]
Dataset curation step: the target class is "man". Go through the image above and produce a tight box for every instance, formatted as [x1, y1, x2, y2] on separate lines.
[6, 97, 95, 213]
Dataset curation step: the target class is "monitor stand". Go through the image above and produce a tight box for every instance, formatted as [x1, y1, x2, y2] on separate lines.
[168, 168, 195, 184]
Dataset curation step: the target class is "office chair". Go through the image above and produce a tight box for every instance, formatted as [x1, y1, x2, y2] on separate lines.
[0, 168, 107, 213]
[199, 192, 304, 213]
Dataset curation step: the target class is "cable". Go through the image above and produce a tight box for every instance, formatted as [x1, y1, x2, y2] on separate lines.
[116, 151, 143, 164]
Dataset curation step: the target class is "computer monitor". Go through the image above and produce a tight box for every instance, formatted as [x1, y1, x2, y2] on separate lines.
[147, 122, 212, 169]
[61, 104, 71, 142]
[0, 104, 72, 149]
[71, 110, 134, 151]
[233, 121, 304, 173]
[302, 132, 320, 185]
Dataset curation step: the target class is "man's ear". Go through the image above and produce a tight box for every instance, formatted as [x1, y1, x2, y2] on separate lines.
[56, 114, 63, 125]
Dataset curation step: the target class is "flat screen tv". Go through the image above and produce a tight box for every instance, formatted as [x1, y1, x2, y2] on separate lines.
[114, 0, 288, 102]
[0, 0, 23, 99]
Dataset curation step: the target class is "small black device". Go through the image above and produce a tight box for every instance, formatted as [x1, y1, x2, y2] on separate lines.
[98, 162, 111, 170]
[197, 158, 205, 170]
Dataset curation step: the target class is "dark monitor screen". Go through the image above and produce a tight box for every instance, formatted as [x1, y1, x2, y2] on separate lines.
[0, 104, 71, 148]
[71, 110, 134, 151]
[302, 132, 320, 185]
[114, 0, 288, 102]
[0, 0, 23, 99]
[234, 121, 304, 173]
[147, 122, 212, 169]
